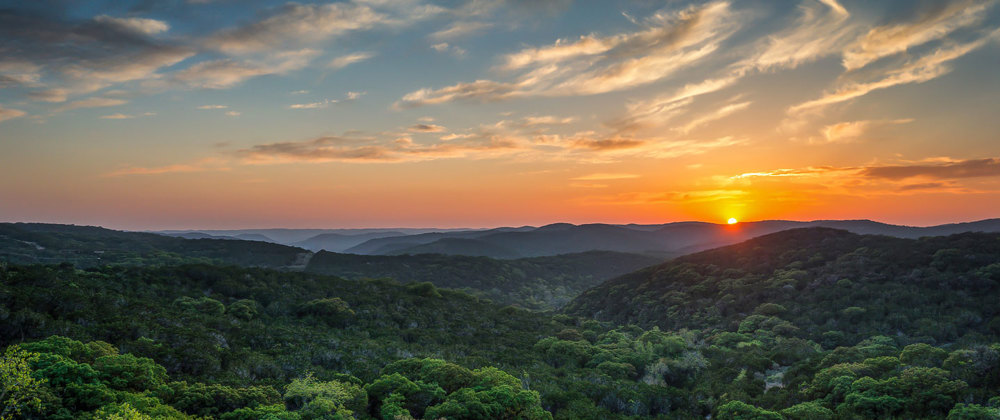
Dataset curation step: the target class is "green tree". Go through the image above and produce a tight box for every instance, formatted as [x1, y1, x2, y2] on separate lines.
[0, 347, 46, 420]
[715, 401, 783, 420]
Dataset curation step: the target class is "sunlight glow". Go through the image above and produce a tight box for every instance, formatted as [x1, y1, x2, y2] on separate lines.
[727, 218, 738, 224]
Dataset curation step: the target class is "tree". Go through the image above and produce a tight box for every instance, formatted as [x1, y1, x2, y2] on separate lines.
[284, 374, 366, 418]
[0, 347, 46, 420]
[715, 401, 783, 420]
[780, 401, 833, 420]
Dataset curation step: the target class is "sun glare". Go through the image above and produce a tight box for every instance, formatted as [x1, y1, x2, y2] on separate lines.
[727, 218, 738, 224]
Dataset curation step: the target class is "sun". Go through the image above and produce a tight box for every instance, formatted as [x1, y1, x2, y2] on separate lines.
[727, 218, 738, 225]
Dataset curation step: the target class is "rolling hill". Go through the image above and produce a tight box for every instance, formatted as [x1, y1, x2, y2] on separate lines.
[0, 223, 307, 268]
[565, 227, 1000, 345]
[343, 218, 1000, 259]
[304, 250, 663, 310]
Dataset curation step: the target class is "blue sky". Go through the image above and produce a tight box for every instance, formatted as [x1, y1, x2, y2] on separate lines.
[1, 0, 999, 229]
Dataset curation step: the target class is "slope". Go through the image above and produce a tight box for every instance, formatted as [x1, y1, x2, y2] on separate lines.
[304, 250, 663, 310]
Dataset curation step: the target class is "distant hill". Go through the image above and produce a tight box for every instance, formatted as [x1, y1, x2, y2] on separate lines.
[565, 227, 1000, 344]
[305, 250, 663, 310]
[154, 227, 479, 245]
[344, 218, 1000, 258]
[291, 231, 407, 252]
[0, 223, 307, 268]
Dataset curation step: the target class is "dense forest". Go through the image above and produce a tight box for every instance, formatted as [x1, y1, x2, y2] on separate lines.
[305, 251, 661, 310]
[3, 227, 1000, 418]
[0, 223, 306, 269]
[0, 223, 660, 310]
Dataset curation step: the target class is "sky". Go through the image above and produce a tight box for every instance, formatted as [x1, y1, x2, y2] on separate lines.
[0, 0, 999, 230]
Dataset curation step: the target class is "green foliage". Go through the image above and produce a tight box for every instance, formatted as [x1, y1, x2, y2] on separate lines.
[5, 228, 1000, 419]
[283, 374, 366, 417]
[305, 250, 661, 310]
[947, 403, 1000, 419]
[0, 347, 45, 420]
[93, 353, 168, 392]
[0, 222, 305, 268]
[780, 401, 834, 420]
[715, 401, 783, 419]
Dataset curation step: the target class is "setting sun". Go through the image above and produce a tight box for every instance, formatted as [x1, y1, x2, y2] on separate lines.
[727, 218, 738, 225]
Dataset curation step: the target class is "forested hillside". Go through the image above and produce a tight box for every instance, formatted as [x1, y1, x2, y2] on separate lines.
[3, 229, 1000, 419]
[304, 251, 662, 310]
[566, 228, 1000, 344]
[0, 223, 306, 268]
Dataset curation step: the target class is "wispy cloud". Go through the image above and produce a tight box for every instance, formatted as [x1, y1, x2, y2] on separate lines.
[172, 49, 319, 89]
[93, 15, 170, 35]
[789, 33, 997, 115]
[861, 158, 1000, 180]
[842, 0, 992, 70]
[104, 158, 230, 177]
[677, 100, 751, 134]
[198, 104, 228, 109]
[100, 113, 134, 120]
[289, 99, 336, 109]
[236, 133, 522, 164]
[204, 3, 386, 54]
[820, 118, 913, 143]
[0, 105, 26, 123]
[56, 97, 127, 111]
[328, 52, 374, 69]
[397, 2, 737, 107]
[522, 115, 576, 126]
[430, 21, 493, 40]
[225, 111, 241, 117]
[738, 0, 854, 71]
[409, 123, 447, 133]
[431, 42, 466, 57]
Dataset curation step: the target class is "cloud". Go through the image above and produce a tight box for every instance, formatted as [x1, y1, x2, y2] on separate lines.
[27, 89, 69, 103]
[225, 111, 241, 117]
[198, 104, 228, 109]
[612, 0, 855, 133]
[104, 158, 230, 177]
[431, 42, 466, 56]
[842, 0, 992, 70]
[397, 80, 519, 107]
[291, 89, 310, 94]
[522, 115, 575, 126]
[789, 34, 996, 115]
[237, 133, 522, 164]
[500, 34, 620, 70]
[100, 113, 133, 119]
[57, 97, 127, 111]
[328, 52, 374, 69]
[722, 157, 1000, 197]
[429, 21, 493, 40]
[820, 118, 913, 143]
[173, 49, 319, 88]
[0, 60, 41, 87]
[730, 166, 851, 180]
[289, 100, 335, 109]
[860, 158, 1000, 180]
[570, 137, 646, 151]
[677, 100, 751, 133]
[0, 9, 194, 96]
[93, 15, 170, 35]
[397, 1, 736, 107]
[571, 173, 640, 181]
[204, 2, 386, 54]
[409, 123, 447, 132]
[0, 105, 26, 123]
[738, 0, 854, 71]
